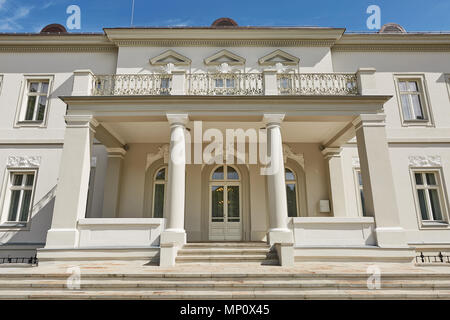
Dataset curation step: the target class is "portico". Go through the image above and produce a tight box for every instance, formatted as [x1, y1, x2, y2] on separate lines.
[36, 77, 412, 266]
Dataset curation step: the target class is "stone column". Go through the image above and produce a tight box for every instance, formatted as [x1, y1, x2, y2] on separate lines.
[263, 114, 294, 246]
[322, 147, 347, 217]
[160, 114, 189, 266]
[45, 115, 98, 248]
[102, 148, 127, 218]
[353, 114, 407, 247]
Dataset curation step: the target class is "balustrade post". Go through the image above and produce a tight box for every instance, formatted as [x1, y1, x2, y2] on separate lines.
[72, 70, 94, 96]
[357, 68, 377, 95]
[171, 70, 186, 95]
[263, 69, 278, 95]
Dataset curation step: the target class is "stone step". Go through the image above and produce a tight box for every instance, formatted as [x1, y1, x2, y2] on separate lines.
[176, 255, 279, 264]
[178, 248, 273, 255]
[0, 289, 449, 300]
[183, 242, 270, 249]
[1, 279, 450, 291]
[4, 272, 450, 281]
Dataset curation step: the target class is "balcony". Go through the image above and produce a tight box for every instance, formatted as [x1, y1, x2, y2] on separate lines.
[89, 72, 359, 97]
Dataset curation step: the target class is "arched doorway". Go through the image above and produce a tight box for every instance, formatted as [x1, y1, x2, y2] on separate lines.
[209, 165, 242, 241]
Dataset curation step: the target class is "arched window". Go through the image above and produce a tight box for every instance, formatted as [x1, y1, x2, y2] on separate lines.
[285, 168, 298, 217]
[153, 167, 167, 218]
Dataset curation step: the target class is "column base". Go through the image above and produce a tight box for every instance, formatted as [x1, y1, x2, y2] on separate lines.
[375, 227, 408, 248]
[159, 230, 186, 267]
[44, 229, 79, 248]
[267, 229, 293, 246]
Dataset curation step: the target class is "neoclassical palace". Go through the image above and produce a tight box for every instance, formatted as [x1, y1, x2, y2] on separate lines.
[1, 19, 450, 266]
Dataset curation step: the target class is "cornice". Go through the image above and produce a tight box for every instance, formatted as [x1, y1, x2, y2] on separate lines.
[0, 45, 117, 53]
[112, 39, 337, 47]
[333, 44, 450, 52]
[0, 34, 117, 52]
[334, 33, 450, 52]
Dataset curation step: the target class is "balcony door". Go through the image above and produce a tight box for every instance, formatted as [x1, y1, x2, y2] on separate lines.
[209, 165, 242, 241]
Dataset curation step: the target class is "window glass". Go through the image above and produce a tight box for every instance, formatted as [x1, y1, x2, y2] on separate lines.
[212, 166, 224, 180]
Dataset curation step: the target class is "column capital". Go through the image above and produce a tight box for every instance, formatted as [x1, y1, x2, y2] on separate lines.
[167, 113, 189, 127]
[263, 114, 285, 126]
[321, 147, 342, 159]
[352, 114, 386, 131]
[105, 147, 127, 158]
[64, 115, 99, 130]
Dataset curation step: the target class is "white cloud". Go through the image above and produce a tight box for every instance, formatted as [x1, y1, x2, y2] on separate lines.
[0, 0, 6, 10]
[0, 5, 33, 32]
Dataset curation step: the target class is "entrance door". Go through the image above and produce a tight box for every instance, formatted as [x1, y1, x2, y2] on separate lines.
[209, 165, 242, 241]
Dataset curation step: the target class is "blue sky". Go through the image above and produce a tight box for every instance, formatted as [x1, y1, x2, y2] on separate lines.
[0, 0, 449, 33]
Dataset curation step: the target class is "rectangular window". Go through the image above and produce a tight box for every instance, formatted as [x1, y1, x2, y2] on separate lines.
[355, 169, 367, 217]
[23, 81, 49, 122]
[395, 75, 432, 126]
[3, 172, 36, 224]
[413, 171, 448, 224]
[16, 76, 53, 127]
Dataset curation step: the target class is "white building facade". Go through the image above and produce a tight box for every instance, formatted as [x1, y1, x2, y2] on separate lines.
[1, 20, 450, 266]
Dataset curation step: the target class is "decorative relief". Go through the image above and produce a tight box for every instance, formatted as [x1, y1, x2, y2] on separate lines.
[352, 157, 360, 167]
[409, 156, 442, 167]
[283, 144, 304, 169]
[7, 156, 41, 168]
[146, 144, 170, 170]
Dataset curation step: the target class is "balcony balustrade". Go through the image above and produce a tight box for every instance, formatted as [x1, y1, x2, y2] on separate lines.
[90, 72, 359, 97]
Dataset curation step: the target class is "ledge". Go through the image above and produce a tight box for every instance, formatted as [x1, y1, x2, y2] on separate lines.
[292, 217, 375, 225]
[78, 218, 165, 227]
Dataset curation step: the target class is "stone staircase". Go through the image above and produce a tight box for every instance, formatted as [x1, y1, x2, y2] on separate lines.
[1, 269, 450, 299]
[176, 242, 279, 265]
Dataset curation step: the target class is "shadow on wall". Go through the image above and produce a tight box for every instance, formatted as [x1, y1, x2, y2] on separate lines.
[0, 186, 56, 259]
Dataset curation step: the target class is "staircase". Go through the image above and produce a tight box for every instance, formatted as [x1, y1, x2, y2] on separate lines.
[176, 242, 279, 265]
[1, 269, 450, 299]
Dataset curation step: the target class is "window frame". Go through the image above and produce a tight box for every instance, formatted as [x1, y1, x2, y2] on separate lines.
[353, 168, 367, 217]
[446, 74, 450, 101]
[0, 74, 3, 96]
[0, 168, 38, 230]
[152, 166, 168, 218]
[410, 168, 450, 229]
[285, 167, 299, 218]
[394, 74, 433, 127]
[15, 75, 54, 128]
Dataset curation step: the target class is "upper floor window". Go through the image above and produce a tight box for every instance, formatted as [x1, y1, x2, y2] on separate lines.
[1, 171, 36, 226]
[395, 75, 432, 126]
[412, 170, 448, 226]
[16, 76, 53, 127]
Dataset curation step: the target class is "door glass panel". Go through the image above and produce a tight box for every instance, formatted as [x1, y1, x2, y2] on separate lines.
[227, 186, 240, 222]
[153, 184, 164, 218]
[212, 166, 224, 180]
[227, 166, 239, 180]
[211, 186, 224, 222]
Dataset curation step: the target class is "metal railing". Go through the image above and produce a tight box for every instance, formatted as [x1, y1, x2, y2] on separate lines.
[0, 255, 38, 265]
[277, 73, 358, 95]
[92, 74, 172, 96]
[90, 72, 359, 96]
[416, 252, 450, 264]
[186, 73, 264, 96]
